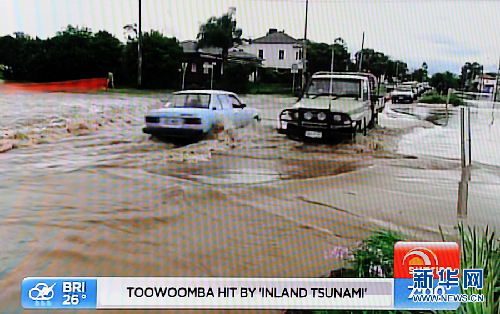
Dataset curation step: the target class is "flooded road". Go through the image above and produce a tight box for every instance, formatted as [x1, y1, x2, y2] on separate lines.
[1, 90, 500, 314]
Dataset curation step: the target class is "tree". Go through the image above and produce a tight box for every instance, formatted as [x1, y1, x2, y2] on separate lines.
[196, 8, 242, 67]
[0, 25, 124, 83]
[306, 41, 352, 74]
[422, 62, 428, 81]
[429, 72, 460, 94]
[385, 60, 408, 83]
[124, 30, 182, 89]
[356, 48, 392, 92]
[460, 62, 483, 90]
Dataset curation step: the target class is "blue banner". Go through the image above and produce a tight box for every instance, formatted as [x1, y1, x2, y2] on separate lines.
[394, 278, 460, 310]
[21, 277, 97, 309]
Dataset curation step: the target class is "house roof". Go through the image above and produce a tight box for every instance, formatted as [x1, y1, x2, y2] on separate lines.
[251, 29, 299, 44]
[478, 74, 496, 80]
[180, 41, 262, 64]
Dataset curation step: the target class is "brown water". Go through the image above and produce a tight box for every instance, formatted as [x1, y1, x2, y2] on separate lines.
[1, 91, 499, 314]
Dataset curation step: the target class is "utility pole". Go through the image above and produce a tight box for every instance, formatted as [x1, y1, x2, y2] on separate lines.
[137, 0, 142, 88]
[358, 32, 365, 72]
[494, 58, 500, 102]
[302, 0, 309, 87]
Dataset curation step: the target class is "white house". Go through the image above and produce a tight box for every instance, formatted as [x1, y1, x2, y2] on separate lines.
[244, 29, 304, 71]
[473, 74, 498, 94]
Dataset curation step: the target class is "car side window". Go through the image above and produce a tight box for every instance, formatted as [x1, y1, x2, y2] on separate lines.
[362, 82, 369, 101]
[229, 95, 242, 108]
[218, 94, 231, 110]
[213, 95, 223, 110]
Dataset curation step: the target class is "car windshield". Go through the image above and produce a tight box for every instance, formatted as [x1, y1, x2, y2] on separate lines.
[166, 93, 211, 109]
[307, 79, 360, 97]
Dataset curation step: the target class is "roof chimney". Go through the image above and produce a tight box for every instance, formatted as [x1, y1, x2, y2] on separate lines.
[268, 28, 278, 34]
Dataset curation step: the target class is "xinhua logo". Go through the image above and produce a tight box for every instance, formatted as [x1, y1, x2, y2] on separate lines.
[394, 242, 461, 310]
[394, 242, 460, 279]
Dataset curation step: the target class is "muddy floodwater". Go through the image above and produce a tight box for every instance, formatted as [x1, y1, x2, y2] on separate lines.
[1, 89, 500, 314]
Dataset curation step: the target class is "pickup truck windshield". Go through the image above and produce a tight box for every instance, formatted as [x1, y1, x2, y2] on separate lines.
[167, 94, 211, 109]
[307, 79, 361, 97]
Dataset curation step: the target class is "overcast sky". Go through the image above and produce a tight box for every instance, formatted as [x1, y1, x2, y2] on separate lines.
[1, 0, 499, 74]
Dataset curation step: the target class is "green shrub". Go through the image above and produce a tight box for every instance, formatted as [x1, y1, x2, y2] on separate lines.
[437, 224, 500, 314]
[311, 231, 408, 314]
[419, 91, 464, 106]
[249, 82, 293, 95]
[352, 231, 404, 279]
[215, 63, 255, 94]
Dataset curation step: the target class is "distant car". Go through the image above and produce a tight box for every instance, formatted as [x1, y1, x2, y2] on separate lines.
[143, 90, 260, 140]
[391, 87, 414, 103]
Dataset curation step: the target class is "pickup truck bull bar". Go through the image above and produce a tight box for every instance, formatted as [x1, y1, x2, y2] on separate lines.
[277, 108, 362, 141]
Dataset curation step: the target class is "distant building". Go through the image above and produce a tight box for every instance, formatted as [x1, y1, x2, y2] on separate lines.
[244, 29, 304, 71]
[180, 40, 262, 88]
[472, 74, 498, 94]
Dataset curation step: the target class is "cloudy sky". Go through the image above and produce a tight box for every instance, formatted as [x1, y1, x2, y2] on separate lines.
[1, 0, 499, 74]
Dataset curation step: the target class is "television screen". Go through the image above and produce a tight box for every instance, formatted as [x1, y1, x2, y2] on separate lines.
[1, 0, 498, 313]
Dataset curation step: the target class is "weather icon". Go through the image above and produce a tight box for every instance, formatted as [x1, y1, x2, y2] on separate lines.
[29, 283, 56, 301]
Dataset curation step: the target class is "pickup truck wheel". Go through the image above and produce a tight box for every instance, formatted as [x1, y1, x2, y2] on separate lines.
[368, 112, 378, 129]
[286, 134, 302, 141]
[350, 128, 357, 142]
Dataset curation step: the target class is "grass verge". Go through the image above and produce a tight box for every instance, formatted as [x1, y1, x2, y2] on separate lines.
[419, 91, 465, 106]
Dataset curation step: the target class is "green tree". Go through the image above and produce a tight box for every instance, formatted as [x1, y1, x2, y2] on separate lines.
[0, 25, 124, 83]
[124, 30, 182, 89]
[196, 8, 242, 67]
[356, 48, 393, 92]
[216, 63, 255, 93]
[306, 41, 352, 74]
[460, 62, 483, 90]
[429, 71, 460, 94]
[0, 33, 38, 80]
[385, 60, 408, 83]
[422, 61, 428, 81]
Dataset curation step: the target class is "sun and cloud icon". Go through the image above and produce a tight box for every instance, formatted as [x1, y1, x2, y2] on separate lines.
[403, 247, 439, 266]
[29, 283, 56, 301]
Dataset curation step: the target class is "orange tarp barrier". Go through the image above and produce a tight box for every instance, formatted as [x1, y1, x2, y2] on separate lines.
[0, 78, 108, 93]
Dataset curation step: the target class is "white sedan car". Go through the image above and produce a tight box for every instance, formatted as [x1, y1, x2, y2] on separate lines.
[143, 90, 260, 140]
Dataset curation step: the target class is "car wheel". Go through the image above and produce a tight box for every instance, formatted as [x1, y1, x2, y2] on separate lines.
[286, 133, 302, 141]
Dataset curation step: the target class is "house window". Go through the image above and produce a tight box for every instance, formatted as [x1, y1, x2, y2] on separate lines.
[191, 63, 197, 73]
[296, 50, 302, 60]
[279, 50, 285, 60]
[258, 49, 264, 59]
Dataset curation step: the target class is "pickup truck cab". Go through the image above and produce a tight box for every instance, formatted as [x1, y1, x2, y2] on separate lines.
[277, 72, 382, 141]
[143, 90, 260, 140]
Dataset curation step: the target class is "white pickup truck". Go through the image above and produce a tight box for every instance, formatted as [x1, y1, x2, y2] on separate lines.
[277, 72, 383, 141]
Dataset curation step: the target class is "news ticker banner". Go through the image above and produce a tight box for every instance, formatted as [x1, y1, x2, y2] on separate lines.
[22, 242, 485, 310]
[22, 277, 393, 310]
